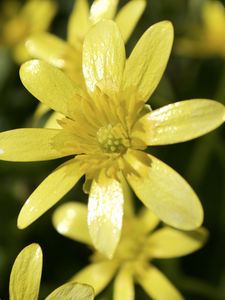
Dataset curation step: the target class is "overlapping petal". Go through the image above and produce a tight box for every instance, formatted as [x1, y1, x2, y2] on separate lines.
[82, 20, 125, 99]
[90, 0, 118, 23]
[67, 0, 90, 47]
[72, 261, 118, 295]
[136, 265, 184, 300]
[114, 265, 134, 300]
[137, 207, 160, 234]
[133, 99, 225, 145]
[88, 174, 124, 258]
[0, 128, 75, 161]
[115, 0, 146, 42]
[124, 150, 203, 230]
[9, 243, 42, 300]
[53, 202, 92, 246]
[20, 60, 83, 120]
[122, 21, 173, 102]
[26, 33, 76, 69]
[46, 283, 95, 300]
[18, 159, 84, 229]
[147, 227, 208, 258]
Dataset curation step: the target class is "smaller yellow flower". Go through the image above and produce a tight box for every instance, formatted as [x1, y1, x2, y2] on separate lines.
[53, 202, 208, 300]
[176, 0, 225, 58]
[8, 243, 95, 300]
[0, 0, 57, 63]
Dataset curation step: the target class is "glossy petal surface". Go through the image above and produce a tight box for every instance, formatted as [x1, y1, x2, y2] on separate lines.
[72, 261, 117, 295]
[124, 150, 203, 230]
[20, 60, 82, 119]
[137, 265, 184, 300]
[67, 0, 90, 47]
[83, 20, 125, 99]
[9, 244, 42, 300]
[147, 227, 208, 258]
[115, 0, 146, 42]
[90, 0, 118, 23]
[88, 176, 124, 258]
[46, 283, 94, 300]
[53, 202, 91, 245]
[122, 21, 173, 102]
[134, 99, 225, 145]
[18, 159, 84, 229]
[114, 265, 134, 300]
[0, 128, 73, 161]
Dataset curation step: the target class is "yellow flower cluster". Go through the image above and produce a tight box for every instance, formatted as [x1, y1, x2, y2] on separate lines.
[1, 0, 225, 299]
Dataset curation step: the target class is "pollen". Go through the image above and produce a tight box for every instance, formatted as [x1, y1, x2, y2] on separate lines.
[97, 124, 128, 153]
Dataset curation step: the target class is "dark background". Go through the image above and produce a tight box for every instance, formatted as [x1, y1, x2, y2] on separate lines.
[0, 0, 225, 299]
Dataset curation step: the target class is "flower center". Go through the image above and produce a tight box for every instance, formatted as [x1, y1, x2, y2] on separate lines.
[97, 124, 129, 153]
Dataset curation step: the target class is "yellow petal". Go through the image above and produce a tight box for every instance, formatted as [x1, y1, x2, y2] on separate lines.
[32, 103, 50, 126]
[202, 1, 225, 33]
[115, 0, 146, 42]
[44, 112, 64, 129]
[45, 282, 94, 300]
[72, 261, 117, 295]
[122, 21, 173, 102]
[13, 42, 31, 64]
[124, 150, 203, 230]
[22, 0, 57, 32]
[53, 202, 92, 245]
[67, 0, 90, 48]
[20, 60, 82, 120]
[114, 265, 134, 300]
[17, 159, 84, 229]
[137, 207, 160, 234]
[90, 0, 118, 23]
[9, 243, 42, 300]
[88, 175, 124, 258]
[83, 20, 125, 99]
[26, 33, 76, 69]
[0, 128, 74, 162]
[136, 264, 184, 300]
[133, 99, 225, 145]
[147, 227, 208, 259]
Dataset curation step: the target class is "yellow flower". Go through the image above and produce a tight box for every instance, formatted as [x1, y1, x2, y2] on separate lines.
[0, 0, 57, 63]
[0, 20, 224, 258]
[9, 243, 94, 300]
[53, 201, 208, 300]
[26, 0, 146, 125]
[176, 0, 225, 58]
[25, 0, 146, 85]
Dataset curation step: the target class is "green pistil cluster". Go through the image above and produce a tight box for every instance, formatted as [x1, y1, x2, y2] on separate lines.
[97, 124, 126, 153]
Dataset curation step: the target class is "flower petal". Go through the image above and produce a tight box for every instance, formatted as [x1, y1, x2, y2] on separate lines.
[83, 20, 125, 99]
[46, 283, 94, 300]
[136, 264, 184, 300]
[122, 21, 173, 102]
[9, 243, 42, 300]
[67, 0, 90, 48]
[114, 265, 134, 300]
[26, 33, 78, 69]
[133, 99, 225, 145]
[53, 202, 92, 245]
[115, 0, 146, 42]
[90, 0, 118, 23]
[0, 128, 74, 162]
[71, 261, 118, 295]
[137, 207, 160, 234]
[124, 150, 203, 230]
[88, 175, 124, 258]
[20, 60, 83, 120]
[17, 159, 84, 229]
[147, 227, 208, 259]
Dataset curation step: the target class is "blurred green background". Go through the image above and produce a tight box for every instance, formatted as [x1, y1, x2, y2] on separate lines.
[0, 0, 225, 299]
